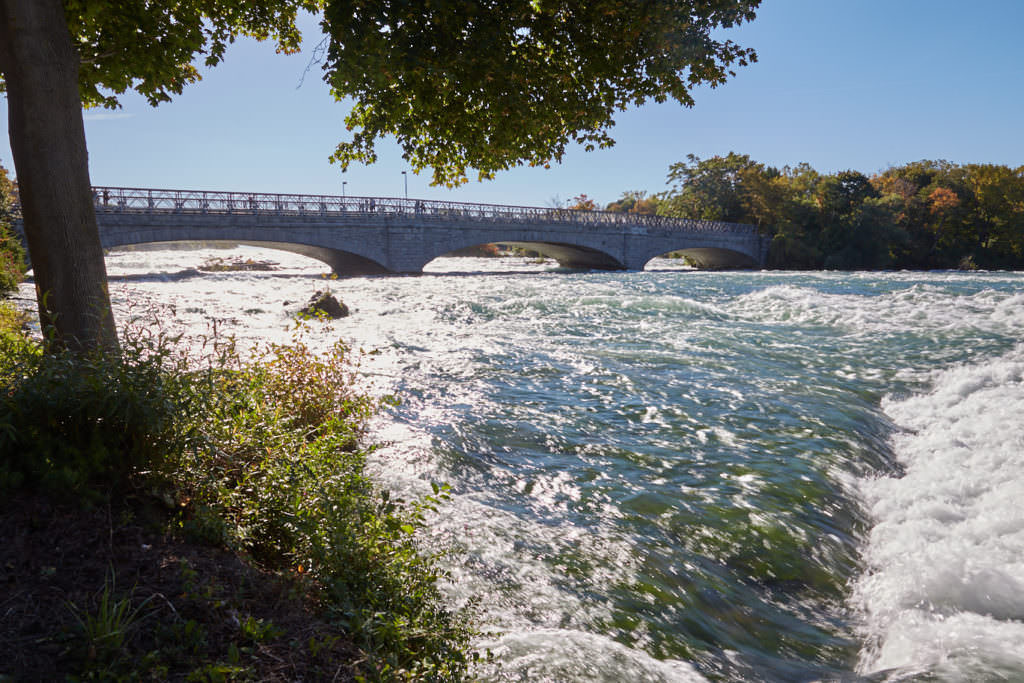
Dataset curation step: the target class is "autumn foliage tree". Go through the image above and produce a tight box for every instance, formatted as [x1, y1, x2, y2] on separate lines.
[656, 153, 1024, 270]
[606, 191, 660, 215]
[1, 0, 761, 352]
[567, 194, 597, 211]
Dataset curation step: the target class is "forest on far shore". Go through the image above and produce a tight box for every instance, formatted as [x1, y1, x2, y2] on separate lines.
[572, 154, 1024, 270]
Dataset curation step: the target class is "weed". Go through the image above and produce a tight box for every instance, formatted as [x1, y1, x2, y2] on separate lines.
[239, 616, 282, 644]
[67, 573, 156, 671]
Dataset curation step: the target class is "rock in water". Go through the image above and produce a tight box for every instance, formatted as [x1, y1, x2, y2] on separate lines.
[299, 290, 350, 319]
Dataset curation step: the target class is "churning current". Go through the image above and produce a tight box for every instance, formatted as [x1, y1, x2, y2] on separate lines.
[35, 248, 1024, 681]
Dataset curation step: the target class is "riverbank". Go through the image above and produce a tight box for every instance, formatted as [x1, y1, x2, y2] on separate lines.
[1, 491, 364, 680]
[0, 303, 477, 681]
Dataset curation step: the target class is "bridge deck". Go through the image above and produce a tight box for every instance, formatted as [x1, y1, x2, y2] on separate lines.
[11, 186, 769, 272]
[86, 187, 758, 235]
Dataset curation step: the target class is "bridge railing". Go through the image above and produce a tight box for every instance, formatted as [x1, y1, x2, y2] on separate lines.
[85, 186, 758, 235]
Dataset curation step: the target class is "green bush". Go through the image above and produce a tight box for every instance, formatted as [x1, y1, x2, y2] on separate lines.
[0, 301, 30, 347]
[0, 329, 201, 498]
[172, 331, 476, 680]
[0, 232, 25, 294]
[0, 319, 478, 680]
[0, 162, 26, 293]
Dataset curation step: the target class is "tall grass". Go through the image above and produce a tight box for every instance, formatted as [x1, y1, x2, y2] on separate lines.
[0, 314, 477, 680]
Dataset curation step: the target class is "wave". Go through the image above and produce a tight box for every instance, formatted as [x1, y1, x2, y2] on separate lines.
[478, 628, 707, 683]
[854, 343, 1024, 678]
[732, 283, 1024, 337]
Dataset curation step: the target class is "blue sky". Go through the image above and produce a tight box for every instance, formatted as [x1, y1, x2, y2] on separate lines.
[3, 0, 1024, 207]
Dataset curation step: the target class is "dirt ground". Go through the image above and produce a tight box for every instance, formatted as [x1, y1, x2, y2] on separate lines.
[0, 493, 359, 681]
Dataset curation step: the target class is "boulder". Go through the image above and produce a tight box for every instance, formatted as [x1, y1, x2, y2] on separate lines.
[299, 290, 350, 319]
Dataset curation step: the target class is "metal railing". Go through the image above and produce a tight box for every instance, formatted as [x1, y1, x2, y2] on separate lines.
[84, 186, 758, 235]
[9, 186, 758, 235]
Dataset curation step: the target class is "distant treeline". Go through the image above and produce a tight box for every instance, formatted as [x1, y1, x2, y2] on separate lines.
[580, 154, 1024, 270]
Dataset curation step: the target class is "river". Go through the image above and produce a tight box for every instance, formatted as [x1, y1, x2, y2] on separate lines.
[23, 247, 1024, 681]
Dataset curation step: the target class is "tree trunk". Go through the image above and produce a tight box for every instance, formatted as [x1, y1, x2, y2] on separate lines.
[0, 0, 118, 353]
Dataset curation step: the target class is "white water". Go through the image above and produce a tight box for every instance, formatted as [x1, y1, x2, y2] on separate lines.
[855, 342, 1024, 679]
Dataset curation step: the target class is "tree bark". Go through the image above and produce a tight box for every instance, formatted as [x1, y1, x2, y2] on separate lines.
[0, 0, 118, 353]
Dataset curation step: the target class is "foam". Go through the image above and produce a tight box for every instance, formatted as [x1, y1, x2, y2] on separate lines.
[732, 280, 1024, 337]
[478, 628, 707, 682]
[854, 344, 1024, 677]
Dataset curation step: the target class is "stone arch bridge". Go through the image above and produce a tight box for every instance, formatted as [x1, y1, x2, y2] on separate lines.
[22, 187, 769, 275]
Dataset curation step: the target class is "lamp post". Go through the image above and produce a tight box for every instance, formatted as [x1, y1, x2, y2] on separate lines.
[342, 180, 347, 199]
[402, 171, 408, 200]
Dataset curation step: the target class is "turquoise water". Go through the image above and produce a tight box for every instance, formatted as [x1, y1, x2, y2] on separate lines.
[86, 253, 1024, 681]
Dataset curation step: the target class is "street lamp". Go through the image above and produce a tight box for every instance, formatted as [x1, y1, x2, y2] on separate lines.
[402, 171, 408, 200]
[342, 180, 347, 199]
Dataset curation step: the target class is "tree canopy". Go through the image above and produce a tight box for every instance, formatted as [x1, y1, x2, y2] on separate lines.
[64, 0, 317, 108]
[322, 0, 759, 185]
[6, 0, 761, 183]
[0, 0, 761, 350]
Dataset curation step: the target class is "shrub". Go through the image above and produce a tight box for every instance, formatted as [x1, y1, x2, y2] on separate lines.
[0, 317, 478, 680]
[0, 163, 26, 293]
[0, 328, 201, 498]
[171, 332, 476, 680]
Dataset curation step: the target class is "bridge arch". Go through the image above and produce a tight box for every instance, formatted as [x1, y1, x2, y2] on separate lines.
[626, 230, 767, 271]
[95, 218, 394, 276]
[104, 239, 391, 276]
[423, 235, 626, 271]
[640, 247, 759, 270]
